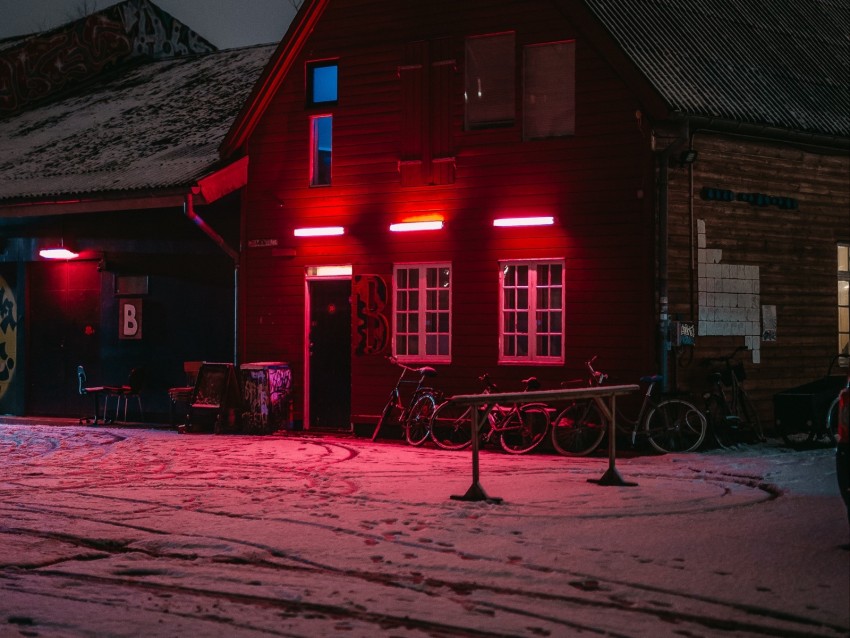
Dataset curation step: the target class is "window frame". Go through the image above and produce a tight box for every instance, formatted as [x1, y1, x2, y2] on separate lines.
[306, 60, 338, 106]
[309, 114, 332, 187]
[522, 40, 576, 140]
[464, 32, 516, 131]
[498, 259, 565, 364]
[392, 262, 452, 363]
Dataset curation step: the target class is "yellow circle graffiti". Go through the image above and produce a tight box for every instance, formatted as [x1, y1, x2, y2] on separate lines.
[0, 275, 17, 401]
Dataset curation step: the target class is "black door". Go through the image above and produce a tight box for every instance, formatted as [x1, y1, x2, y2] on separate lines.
[308, 279, 351, 429]
[27, 261, 101, 417]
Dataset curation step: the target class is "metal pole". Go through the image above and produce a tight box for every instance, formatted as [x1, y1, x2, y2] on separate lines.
[451, 403, 502, 503]
[588, 394, 638, 487]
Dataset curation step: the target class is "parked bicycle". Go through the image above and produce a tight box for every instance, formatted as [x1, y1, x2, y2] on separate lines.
[703, 346, 764, 447]
[371, 357, 441, 446]
[550, 356, 707, 456]
[429, 374, 550, 454]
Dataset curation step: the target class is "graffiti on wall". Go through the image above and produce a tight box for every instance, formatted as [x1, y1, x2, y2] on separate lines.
[352, 275, 389, 355]
[0, 276, 18, 400]
[0, 0, 214, 114]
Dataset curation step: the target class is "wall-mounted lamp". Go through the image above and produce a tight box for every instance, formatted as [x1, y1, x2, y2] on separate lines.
[492, 216, 555, 228]
[389, 220, 444, 232]
[39, 247, 79, 259]
[678, 149, 698, 166]
[293, 226, 345, 237]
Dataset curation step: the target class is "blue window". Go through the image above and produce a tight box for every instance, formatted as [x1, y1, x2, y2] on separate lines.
[308, 61, 338, 105]
[310, 115, 332, 186]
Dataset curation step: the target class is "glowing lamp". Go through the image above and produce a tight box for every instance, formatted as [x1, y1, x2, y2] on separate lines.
[293, 226, 345, 237]
[389, 220, 444, 232]
[492, 216, 555, 228]
[39, 248, 79, 259]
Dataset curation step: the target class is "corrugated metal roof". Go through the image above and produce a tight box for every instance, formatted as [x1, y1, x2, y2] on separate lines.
[580, 0, 850, 137]
[0, 44, 274, 202]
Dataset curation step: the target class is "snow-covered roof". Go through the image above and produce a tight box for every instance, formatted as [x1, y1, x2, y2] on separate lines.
[0, 44, 274, 204]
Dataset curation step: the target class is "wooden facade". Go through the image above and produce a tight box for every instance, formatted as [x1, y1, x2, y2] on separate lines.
[230, 0, 849, 431]
[668, 134, 850, 421]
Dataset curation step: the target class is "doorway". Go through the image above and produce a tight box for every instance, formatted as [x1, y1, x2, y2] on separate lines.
[27, 260, 101, 417]
[307, 276, 351, 429]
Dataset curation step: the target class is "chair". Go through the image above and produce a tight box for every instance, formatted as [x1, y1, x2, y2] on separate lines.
[169, 361, 202, 426]
[77, 365, 124, 425]
[114, 367, 145, 422]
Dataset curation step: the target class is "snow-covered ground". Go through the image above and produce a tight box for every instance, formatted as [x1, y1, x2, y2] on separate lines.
[1, 422, 847, 637]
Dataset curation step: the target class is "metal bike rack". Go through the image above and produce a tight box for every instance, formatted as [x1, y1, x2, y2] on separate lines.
[447, 384, 639, 503]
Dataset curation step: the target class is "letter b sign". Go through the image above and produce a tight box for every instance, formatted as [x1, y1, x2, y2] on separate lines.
[119, 299, 143, 340]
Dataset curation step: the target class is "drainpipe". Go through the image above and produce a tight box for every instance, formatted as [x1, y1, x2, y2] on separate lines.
[184, 192, 240, 367]
[655, 120, 691, 393]
[657, 149, 671, 392]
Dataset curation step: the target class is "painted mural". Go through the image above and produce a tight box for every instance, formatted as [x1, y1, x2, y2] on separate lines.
[0, 0, 215, 115]
[0, 274, 17, 401]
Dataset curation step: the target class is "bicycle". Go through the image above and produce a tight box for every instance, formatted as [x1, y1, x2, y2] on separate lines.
[371, 357, 441, 446]
[703, 346, 764, 448]
[550, 356, 707, 456]
[429, 374, 551, 454]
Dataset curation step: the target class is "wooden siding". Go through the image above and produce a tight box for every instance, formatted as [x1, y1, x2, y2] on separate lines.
[666, 134, 850, 429]
[241, 0, 661, 425]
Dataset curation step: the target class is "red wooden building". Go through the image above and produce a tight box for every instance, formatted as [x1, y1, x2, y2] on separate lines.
[223, 0, 849, 431]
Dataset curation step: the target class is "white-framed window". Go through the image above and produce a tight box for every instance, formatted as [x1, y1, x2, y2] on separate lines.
[839, 243, 849, 358]
[393, 263, 451, 362]
[499, 259, 564, 363]
[464, 32, 515, 130]
[310, 114, 332, 186]
[523, 40, 575, 140]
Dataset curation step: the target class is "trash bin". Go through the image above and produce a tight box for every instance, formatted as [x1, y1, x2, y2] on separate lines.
[240, 362, 292, 434]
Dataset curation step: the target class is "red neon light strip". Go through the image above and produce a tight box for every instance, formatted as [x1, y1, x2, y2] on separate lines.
[493, 216, 555, 227]
[389, 220, 444, 232]
[293, 226, 345, 237]
[39, 248, 79, 259]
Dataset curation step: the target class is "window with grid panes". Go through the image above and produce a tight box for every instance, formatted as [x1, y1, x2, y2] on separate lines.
[394, 264, 451, 362]
[500, 260, 564, 363]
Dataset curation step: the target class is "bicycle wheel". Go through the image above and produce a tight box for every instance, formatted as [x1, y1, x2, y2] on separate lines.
[430, 401, 474, 450]
[645, 399, 707, 453]
[735, 391, 764, 443]
[705, 395, 739, 449]
[550, 400, 606, 456]
[499, 403, 550, 454]
[405, 393, 435, 446]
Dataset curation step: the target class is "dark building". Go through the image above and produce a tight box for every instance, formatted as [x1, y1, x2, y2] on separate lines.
[222, 0, 849, 431]
[0, 0, 274, 421]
